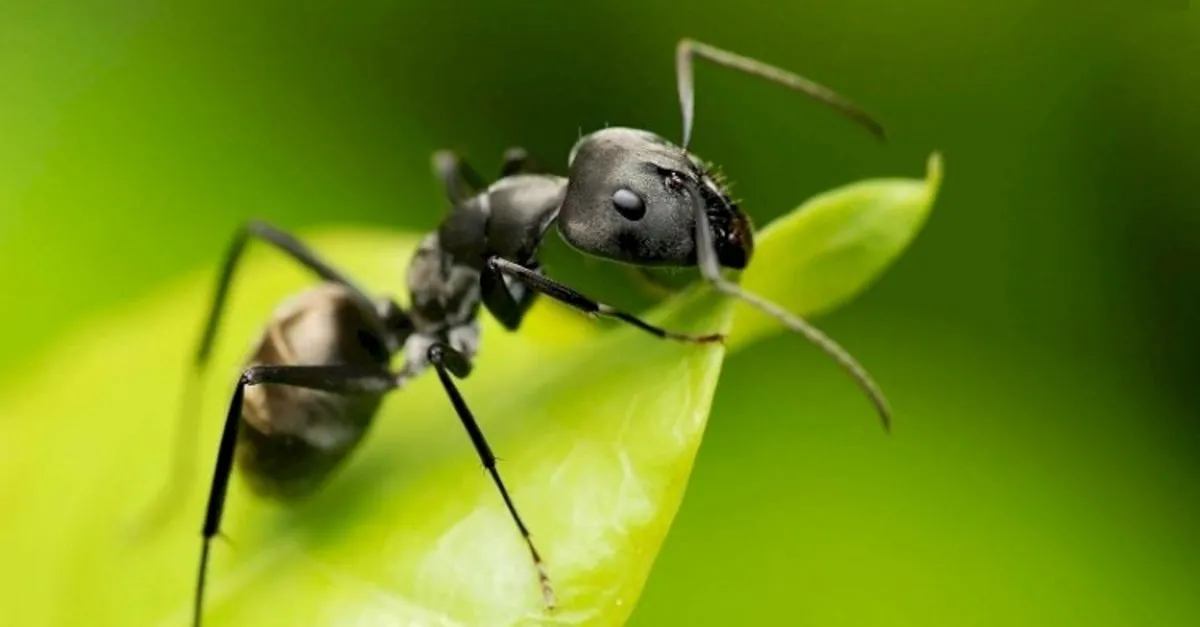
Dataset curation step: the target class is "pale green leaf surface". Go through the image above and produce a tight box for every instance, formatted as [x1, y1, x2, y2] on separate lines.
[729, 152, 943, 350]
[0, 154, 940, 627]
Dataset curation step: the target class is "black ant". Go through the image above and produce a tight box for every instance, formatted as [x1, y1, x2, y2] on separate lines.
[182, 38, 889, 626]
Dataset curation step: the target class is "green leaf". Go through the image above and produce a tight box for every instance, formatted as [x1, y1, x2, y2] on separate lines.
[729, 151, 943, 350]
[0, 154, 940, 626]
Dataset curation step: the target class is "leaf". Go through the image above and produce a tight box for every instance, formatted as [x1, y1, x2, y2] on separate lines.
[0, 154, 940, 627]
[729, 151, 943, 350]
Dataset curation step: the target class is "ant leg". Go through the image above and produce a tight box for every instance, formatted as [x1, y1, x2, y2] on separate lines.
[499, 146, 532, 177]
[432, 150, 487, 205]
[480, 260, 541, 330]
[686, 186, 892, 431]
[434, 147, 538, 204]
[197, 222, 380, 364]
[193, 364, 396, 627]
[426, 342, 555, 609]
[487, 256, 723, 344]
[674, 38, 886, 149]
[129, 222, 383, 540]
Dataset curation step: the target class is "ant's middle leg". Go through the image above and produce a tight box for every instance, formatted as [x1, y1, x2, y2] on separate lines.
[425, 342, 555, 608]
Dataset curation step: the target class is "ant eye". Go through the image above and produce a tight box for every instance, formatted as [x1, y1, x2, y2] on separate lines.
[611, 187, 646, 220]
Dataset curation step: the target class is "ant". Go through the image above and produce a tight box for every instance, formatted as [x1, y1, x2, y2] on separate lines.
[181, 38, 889, 627]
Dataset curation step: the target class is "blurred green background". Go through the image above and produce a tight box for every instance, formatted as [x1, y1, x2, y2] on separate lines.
[2, 1, 1198, 625]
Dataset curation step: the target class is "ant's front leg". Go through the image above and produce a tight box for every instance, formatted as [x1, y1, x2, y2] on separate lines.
[480, 259, 542, 331]
[485, 256, 724, 344]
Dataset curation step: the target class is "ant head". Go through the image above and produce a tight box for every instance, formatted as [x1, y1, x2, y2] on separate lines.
[556, 127, 753, 270]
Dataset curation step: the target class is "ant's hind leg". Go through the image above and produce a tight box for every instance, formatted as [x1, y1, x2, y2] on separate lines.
[192, 364, 395, 627]
[127, 222, 381, 541]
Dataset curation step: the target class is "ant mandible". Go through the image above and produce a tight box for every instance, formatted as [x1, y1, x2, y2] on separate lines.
[184, 38, 889, 626]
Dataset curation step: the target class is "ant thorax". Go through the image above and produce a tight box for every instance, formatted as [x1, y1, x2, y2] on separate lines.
[406, 233, 483, 329]
[398, 233, 485, 377]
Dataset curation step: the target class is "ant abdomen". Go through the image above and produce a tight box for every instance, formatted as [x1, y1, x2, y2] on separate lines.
[236, 283, 391, 499]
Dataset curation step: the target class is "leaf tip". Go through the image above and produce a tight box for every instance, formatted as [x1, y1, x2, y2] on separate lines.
[925, 151, 944, 194]
[894, 150, 944, 241]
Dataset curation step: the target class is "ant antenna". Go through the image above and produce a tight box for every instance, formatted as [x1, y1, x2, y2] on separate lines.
[686, 184, 893, 432]
[675, 39, 887, 150]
